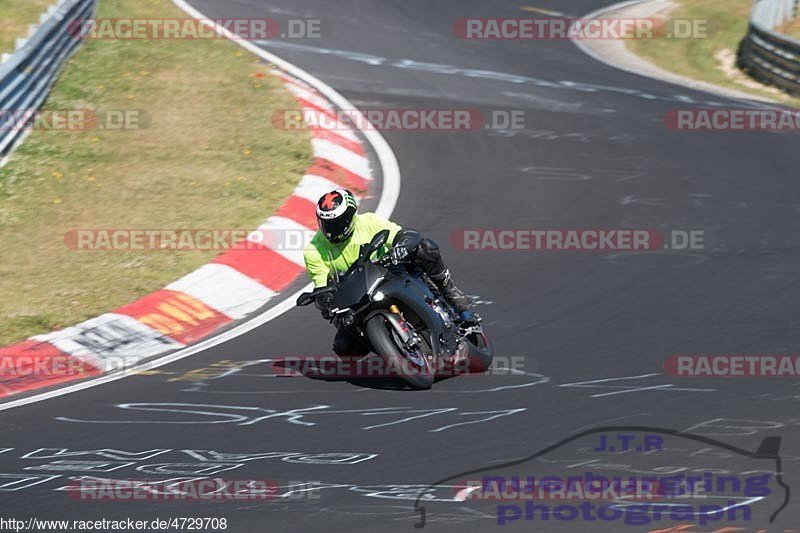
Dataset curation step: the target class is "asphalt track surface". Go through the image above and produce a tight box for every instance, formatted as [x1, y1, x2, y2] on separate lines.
[2, 1, 800, 531]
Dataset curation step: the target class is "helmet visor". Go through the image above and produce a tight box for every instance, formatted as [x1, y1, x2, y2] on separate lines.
[319, 215, 353, 243]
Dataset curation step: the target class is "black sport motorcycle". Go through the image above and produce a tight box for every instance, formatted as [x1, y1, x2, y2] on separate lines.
[296, 230, 493, 390]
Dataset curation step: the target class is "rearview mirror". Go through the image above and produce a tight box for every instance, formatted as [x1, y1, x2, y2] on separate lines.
[297, 286, 336, 307]
[369, 229, 390, 253]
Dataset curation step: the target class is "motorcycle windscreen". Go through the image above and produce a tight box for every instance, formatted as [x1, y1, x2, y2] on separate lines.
[333, 267, 369, 310]
[333, 261, 386, 310]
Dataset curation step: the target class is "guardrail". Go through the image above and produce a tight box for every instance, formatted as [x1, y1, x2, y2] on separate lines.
[0, 0, 95, 158]
[738, 0, 800, 96]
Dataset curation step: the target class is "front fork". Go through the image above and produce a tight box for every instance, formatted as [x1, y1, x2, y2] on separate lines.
[366, 307, 432, 364]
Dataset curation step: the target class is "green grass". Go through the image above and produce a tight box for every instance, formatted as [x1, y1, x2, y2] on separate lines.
[0, 0, 311, 345]
[626, 0, 800, 106]
[0, 0, 55, 55]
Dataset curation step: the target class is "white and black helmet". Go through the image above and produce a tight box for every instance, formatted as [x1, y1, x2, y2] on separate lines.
[316, 189, 358, 243]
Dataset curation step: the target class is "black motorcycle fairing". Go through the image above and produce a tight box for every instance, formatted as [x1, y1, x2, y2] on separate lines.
[332, 258, 388, 310]
[373, 273, 455, 358]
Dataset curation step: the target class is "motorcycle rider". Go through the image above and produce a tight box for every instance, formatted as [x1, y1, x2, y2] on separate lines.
[303, 188, 476, 356]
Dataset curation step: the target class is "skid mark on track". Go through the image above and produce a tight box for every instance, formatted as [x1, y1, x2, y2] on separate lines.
[502, 90, 616, 114]
[620, 194, 670, 206]
[520, 166, 592, 181]
[604, 251, 709, 267]
[518, 5, 567, 16]
[489, 128, 639, 143]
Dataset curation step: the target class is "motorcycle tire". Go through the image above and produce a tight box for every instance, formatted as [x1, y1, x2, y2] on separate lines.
[464, 328, 494, 373]
[366, 315, 434, 390]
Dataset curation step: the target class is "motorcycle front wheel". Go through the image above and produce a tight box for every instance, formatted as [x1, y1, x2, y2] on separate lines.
[366, 315, 434, 390]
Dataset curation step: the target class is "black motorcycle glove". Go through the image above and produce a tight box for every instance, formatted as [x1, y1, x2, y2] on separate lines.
[391, 229, 422, 263]
[315, 291, 335, 320]
[389, 243, 409, 264]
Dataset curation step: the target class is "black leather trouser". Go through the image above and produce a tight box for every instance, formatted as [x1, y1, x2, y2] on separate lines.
[394, 229, 448, 279]
[333, 325, 372, 356]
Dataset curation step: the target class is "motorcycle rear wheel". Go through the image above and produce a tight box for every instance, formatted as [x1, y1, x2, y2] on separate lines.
[464, 328, 494, 373]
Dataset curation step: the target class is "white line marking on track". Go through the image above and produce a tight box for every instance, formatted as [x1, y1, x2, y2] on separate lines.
[519, 6, 566, 16]
[559, 373, 716, 397]
[251, 41, 745, 107]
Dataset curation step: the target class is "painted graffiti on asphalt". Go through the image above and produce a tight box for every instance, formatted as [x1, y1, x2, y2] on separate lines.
[55, 403, 527, 432]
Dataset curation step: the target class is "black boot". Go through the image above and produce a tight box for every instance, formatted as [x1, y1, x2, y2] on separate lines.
[430, 269, 473, 315]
